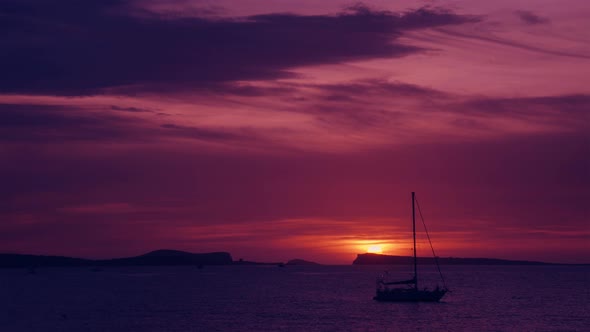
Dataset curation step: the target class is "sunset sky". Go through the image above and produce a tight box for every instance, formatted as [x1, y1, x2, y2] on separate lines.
[1, 0, 588, 264]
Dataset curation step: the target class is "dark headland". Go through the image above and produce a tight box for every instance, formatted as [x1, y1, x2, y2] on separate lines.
[352, 253, 575, 265]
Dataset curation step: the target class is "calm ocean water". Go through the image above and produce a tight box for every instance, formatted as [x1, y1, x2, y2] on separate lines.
[0, 264, 588, 331]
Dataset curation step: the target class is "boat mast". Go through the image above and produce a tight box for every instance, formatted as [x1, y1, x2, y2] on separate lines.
[412, 192, 418, 291]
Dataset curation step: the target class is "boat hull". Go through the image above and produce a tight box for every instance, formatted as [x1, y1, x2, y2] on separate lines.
[373, 289, 447, 302]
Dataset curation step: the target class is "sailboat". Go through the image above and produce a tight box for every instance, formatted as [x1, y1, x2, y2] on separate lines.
[373, 192, 448, 302]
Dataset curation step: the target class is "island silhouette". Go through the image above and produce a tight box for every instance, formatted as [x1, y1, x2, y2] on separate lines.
[352, 253, 562, 266]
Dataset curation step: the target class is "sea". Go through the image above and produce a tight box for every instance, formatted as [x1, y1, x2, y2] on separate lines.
[0, 264, 588, 331]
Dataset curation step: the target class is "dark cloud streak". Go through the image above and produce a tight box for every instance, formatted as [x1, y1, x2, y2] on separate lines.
[436, 28, 590, 59]
[110, 105, 153, 113]
[0, 103, 148, 142]
[0, 103, 261, 145]
[515, 10, 550, 25]
[457, 94, 590, 131]
[0, 0, 476, 95]
[160, 123, 255, 142]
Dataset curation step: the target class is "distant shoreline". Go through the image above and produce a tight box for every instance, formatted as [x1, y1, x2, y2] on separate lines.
[0, 250, 587, 268]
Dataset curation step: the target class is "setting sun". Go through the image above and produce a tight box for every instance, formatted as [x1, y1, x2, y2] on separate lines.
[367, 245, 383, 254]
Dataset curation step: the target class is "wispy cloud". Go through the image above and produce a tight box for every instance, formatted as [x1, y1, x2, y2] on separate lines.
[0, 103, 150, 142]
[110, 105, 153, 113]
[160, 123, 257, 143]
[2, 82, 587, 151]
[435, 28, 590, 59]
[515, 10, 550, 25]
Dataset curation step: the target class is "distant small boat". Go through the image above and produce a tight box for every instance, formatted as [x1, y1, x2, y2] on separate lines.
[373, 192, 448, 302]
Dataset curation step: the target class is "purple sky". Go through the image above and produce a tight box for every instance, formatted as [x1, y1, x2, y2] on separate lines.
[1, 0, 588, 263]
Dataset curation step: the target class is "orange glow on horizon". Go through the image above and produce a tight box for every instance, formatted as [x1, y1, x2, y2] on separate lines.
[352, 239, 397, 256]
[366, 244, 383, 254]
